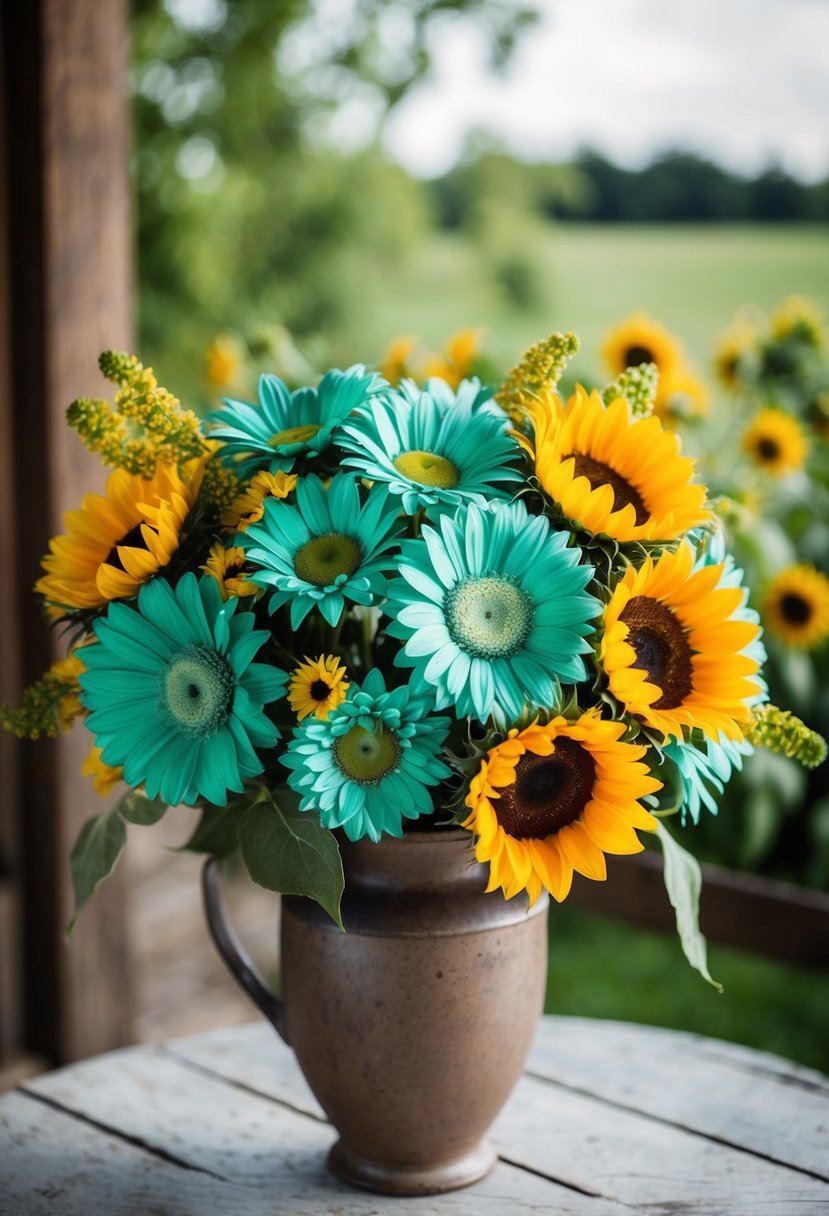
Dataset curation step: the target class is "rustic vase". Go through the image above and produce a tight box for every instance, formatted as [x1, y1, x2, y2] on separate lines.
[202, 828, 549, 1196]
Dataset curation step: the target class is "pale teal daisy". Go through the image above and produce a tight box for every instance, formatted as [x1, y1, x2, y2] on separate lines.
[79, 574, 288, 807]
[207, 365, 386, 478]
[660, 732, 752, 826]
[336, 386, 522, 514]
[282, 669, 451, 842]
[243, 473, 402, 629]
[397, 375, 504, 420]
[385, 500, 600, 724]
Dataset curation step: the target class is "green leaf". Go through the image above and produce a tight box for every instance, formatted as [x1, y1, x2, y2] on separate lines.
[67, 809, 127, 934]
[117, 790, 168, 826]
[179, 797, 253, 859]
[653, 821, 722, 992]
[238, 794, 344, 929]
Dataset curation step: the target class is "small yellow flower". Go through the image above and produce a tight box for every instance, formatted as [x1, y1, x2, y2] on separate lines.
[288, 655, 349, 721]
[420, 327, 485, 389]
[205, 332, 245, 390]
[82, 746, 124, 797]
[763, 565, 829, 650]
[714, 323, 756, 390]
[201, 542, 260, 601]
[222, 469, 298, 532]
[742, 408, 807, 477]
[771, 296, 824, 349]
[379, 336, 419, 387]
[52, 655, 87, 730]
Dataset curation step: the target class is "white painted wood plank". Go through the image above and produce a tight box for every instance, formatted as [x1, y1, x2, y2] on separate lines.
[528, 1018, 829, 1178]
[13, 1046, 629, 1215]
[166, 1021, 829, 1213]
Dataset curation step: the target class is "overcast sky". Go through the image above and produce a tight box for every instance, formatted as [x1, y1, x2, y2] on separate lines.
[382, 0, 829, 180]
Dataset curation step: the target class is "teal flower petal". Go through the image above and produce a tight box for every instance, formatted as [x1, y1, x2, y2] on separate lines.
[79, 573, 288, 807]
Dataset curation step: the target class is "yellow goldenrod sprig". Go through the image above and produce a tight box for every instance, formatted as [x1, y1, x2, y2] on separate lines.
[201, 452, 243, 513]
[746, 705, 827, 769]
[603, 362, 659, 418]
[99, 351, 206, 460]
[1, 656, 86, 741]
[496, 331, 580, 429]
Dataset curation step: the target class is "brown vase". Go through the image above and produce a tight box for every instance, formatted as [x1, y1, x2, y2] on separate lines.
[202, 828, 549, 1196]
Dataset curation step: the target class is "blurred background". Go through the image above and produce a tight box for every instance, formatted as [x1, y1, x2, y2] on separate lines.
[2, 0, 828, 1084]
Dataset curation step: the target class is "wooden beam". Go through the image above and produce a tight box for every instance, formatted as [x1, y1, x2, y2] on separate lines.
[568, 850, 829, 968]
[1, 0, 134, 1063]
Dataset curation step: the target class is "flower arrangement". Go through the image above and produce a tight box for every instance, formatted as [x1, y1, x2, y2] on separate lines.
[4, 332, 825, 979]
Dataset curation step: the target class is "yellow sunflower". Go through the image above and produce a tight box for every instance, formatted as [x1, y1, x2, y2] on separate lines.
[520, 386, 710, 543]
[201, 542, 260, 601]
[52, 654, 87, 730]
[462, 712, 661, 905]
[222, 469, 298, 532]
[770, 296, 824, 349]
[741, 408, 807, 477]
[600, 543, 762, 742]
[714, 323, 755, 390]
[205, 332, 245, 391]
[661, 366, 710, 419]
[763, 565, 829, 650]
[82, 746, 124, 797]
[379, 336, 418, 387]
[288, 655, 350, 721]
[36, 458, 205, 611]
[420, 327, 484, 389]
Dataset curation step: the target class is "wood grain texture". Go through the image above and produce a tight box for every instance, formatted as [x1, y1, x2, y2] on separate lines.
[1, 0, 133, 1064]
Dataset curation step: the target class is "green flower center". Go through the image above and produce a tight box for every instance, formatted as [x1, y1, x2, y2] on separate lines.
[333, 724, 400, 784]
[393, 450, 460, 489]
[294, 533, 363, 587]
[445, 576, 533, 659]
[161, 644, 235, 738]
[269, 423, 322, 448]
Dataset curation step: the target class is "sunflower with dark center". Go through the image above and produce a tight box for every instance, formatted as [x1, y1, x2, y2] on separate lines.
[202, 541, 260, 601]
[282, 669, 451, 842]
[741, 408, 807, 477]
[601, 543, 763, 742]
[335, 383, 522, 515]
[79, 573, 288, 807]
[36, 458, 205, 612]
[462, 712, 661, 904]
[243, 473, 402, 628]
[763, 565, 829, 650]
[288, 654, 349, 721]
[518, 386, 710, 544]
[207, 365, 386, 479]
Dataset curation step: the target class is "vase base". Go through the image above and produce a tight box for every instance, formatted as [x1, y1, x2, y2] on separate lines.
[328, 1137, 497, 1196]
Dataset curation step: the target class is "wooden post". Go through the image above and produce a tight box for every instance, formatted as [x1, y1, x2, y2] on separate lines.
[1, 0, 134, 1063]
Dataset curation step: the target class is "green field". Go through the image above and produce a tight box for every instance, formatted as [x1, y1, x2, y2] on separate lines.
[335, 223, 829, 376]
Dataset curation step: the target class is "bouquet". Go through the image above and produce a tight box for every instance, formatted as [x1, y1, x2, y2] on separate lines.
[4, 331, 824, 983]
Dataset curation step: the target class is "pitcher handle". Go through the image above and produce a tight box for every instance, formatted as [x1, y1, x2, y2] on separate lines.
[201, 857, 289, 1043]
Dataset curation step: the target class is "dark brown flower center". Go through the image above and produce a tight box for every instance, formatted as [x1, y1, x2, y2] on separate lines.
[619, 595, 694, 710]
[624, 344, 654, 367]
[757, 437, 781, 462]
[568, 453, 649, 525]
[493, 738, 596, 840]
[780, 592, 812, 625]
[310, 678, 331, 701]
[104, 522, 148, 571]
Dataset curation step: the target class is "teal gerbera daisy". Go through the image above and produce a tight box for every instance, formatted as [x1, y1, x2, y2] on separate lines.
[398, 375, 503, 419]
[79, 573, 288, 807]
[208, 365, 385, 478]
[661, 732, 752, 826]
[244, 472, 402, 629]
[336, 386, 522, 514]
[282, 669, 451, 842]
[385, 500, 600, 724]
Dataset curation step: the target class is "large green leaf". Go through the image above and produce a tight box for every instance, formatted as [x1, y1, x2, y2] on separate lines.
[179, 797, 253, 859]
[238, 794, 344, 929]
[67, 809, 127, 934]
[654, 821, 722, 992]
[117, 790, 168, 826]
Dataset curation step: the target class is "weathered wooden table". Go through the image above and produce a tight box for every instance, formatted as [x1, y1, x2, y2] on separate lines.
[1, 1017, 826, 1215]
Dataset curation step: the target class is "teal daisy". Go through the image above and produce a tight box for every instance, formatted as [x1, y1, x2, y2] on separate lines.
[660, 732, 752, 826]
[243, 472, 402, 629]
[282, 669, 451, 842]
[208, 365, 386, 478]
[385, 500, 600, 724]
[79, 574, 288, 807]
[398, 375, 503, 419]
[336, 386, 522, 514]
